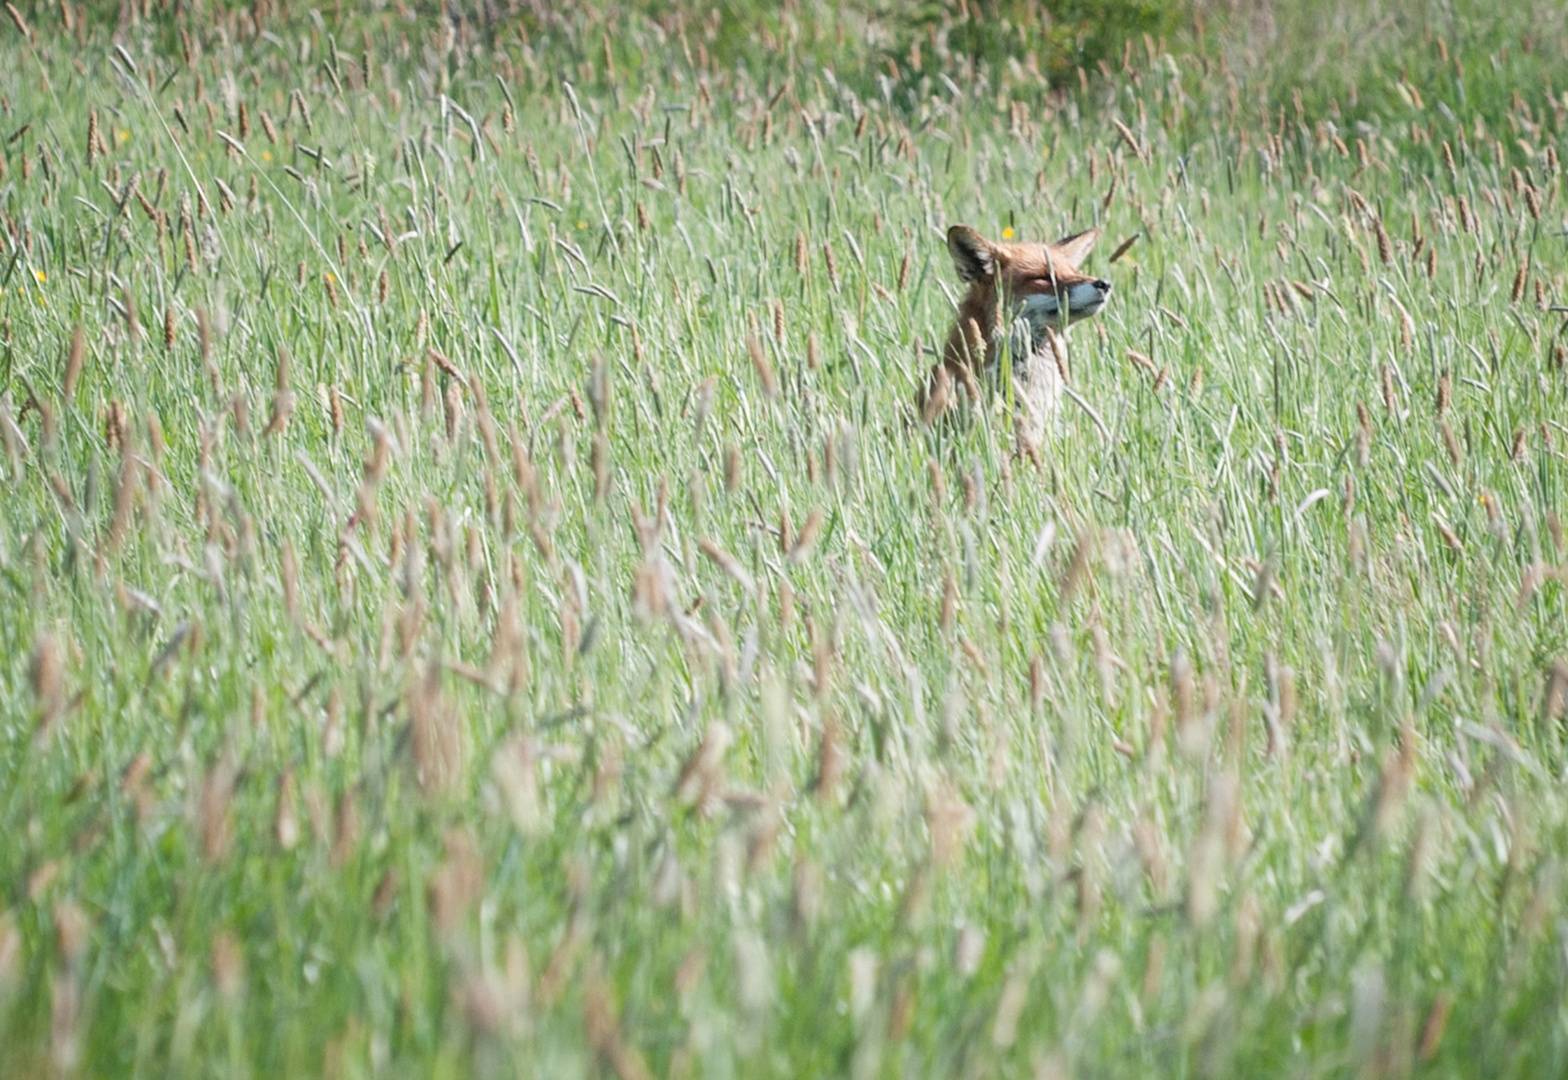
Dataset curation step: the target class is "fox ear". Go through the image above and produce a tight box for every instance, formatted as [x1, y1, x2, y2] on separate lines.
[947, 225, 995, 283]
[1049, 228, 1101, 270]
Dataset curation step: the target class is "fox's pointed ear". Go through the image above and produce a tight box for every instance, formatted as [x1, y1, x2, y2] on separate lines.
[947, 225, 995, 283]
[1049, 228, 1101, 270]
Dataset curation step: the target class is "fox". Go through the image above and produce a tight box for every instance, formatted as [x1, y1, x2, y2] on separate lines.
[920, 224, 1111, 451]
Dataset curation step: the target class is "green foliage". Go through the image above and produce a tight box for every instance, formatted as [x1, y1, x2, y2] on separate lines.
[0, 0, 1566, 1077]
[903, 0, 1179, 84]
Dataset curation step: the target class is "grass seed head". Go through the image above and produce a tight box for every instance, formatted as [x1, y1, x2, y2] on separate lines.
[427, 827, 482, 939]
[1418, 992, 1453, 1062]
[30, 631, 65, 735]
[275, 768, 300, 850]
[121, 286, 139, 341]
[1187, 770, 1238, 926]
[1545, 660, 1568, 722]
[591, 431, 610, 502]
[1170, 648, 1195, 737]
[212, 932, 246, 1005]
[722, 443, 741, 494]
[1438, 418, 1461, 466]
[106, 451, 140, 550]
[1436, 518, 1463, 553]
[410, 662, 465, 798]
[492, 735, 543, 835]
[291, 87, 313, 132]
[1028, 653, 1047, 712]
[1373, 727, 1416, 837]
[927, 778, 976, 870]
[748, 335, 778, 398]
[673, 722, 732, 808]
[789, 507, 824, 564]
[692, 375, 717, 440]
[198, 755, 237, 863]
[324, 385, 344, 438]
[53, 901, 88, 971]
[64, 326, 85, 400]
[813, 711, 845, 803]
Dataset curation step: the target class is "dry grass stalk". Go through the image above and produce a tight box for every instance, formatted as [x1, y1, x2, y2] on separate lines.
[698, 538, 755, 594]
[748, 334, 778, 398]
[265, 347, 295, 437]
[409, 662, 464, 797]
[673, 722, 731, 811]
[197, 755, 237, 863]
[211, 932, 246, 1005]
[30, 631, 65, 737]
[1373, 217, 1393, 264]
[492, 735, 543, 835]
[813, 710, 846, 804]
[789, 507, 825, 564]
[426, 827, 483, 940]
[926, 777, 976, 870]
[275, 768, 300, 850]
[64, 326, 85, 401]
[584, 972, 656, 1080]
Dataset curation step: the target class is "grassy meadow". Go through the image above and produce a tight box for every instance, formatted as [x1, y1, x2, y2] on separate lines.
[3, 0, 1568, 1075]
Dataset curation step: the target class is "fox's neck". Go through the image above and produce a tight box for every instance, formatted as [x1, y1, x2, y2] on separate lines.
[945, 283, 1003, 371]
[946, 284, 1067, 374]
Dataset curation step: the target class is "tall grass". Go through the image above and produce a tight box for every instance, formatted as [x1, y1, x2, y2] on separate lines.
[1, 0, 1567, 1076]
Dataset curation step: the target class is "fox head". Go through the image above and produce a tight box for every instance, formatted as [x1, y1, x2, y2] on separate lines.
[946, 224, 1112, 335]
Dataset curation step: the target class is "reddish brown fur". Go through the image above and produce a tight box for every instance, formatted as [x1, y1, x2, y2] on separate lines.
[942, 229, 1099, 380]
[921, 225, 1106, 425]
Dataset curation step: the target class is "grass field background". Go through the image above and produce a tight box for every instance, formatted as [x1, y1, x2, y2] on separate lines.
[2, 0, 1568, 1075]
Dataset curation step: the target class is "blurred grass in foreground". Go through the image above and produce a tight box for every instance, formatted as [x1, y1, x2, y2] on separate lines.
[0, 0, 1567, 1076]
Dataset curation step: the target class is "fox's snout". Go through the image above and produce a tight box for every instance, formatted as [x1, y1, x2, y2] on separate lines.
[1079, 277, 1112, 309]
[1019, 276, 1111, 326]
[1073, 277, 1113, 310]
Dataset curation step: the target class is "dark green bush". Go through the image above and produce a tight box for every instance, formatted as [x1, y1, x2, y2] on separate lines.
[890, 0, 1180, 86]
